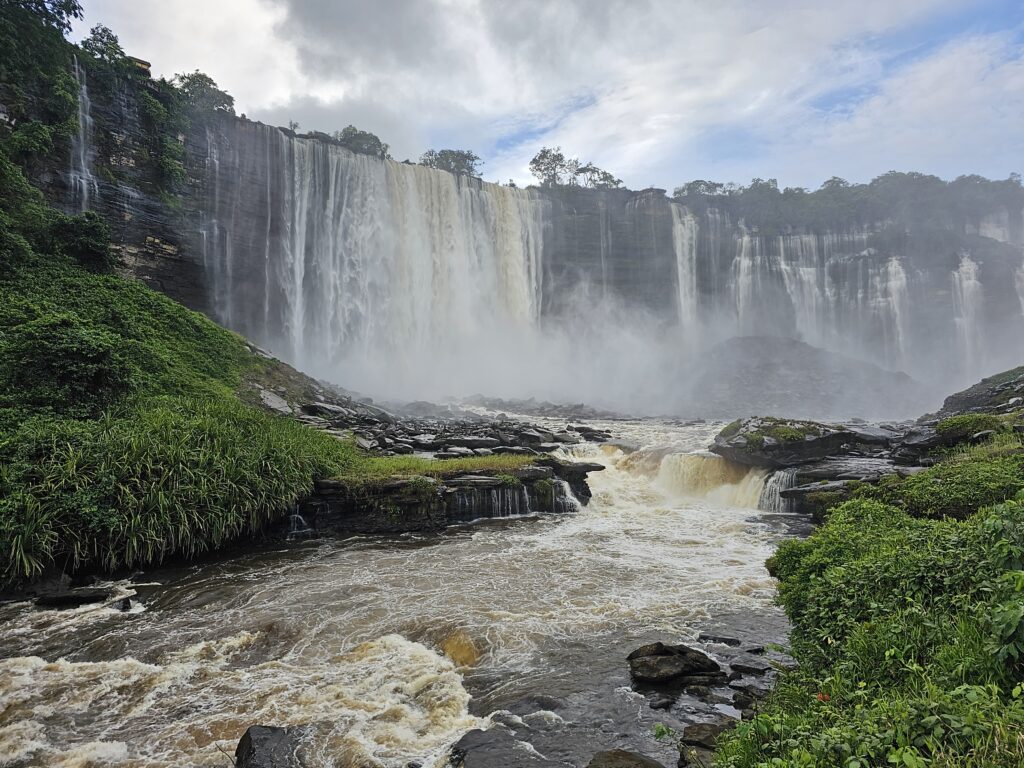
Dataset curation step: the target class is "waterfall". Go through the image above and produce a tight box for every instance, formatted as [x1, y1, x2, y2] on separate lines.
[203, 123, 545, 394]
[758, 468, 798, 514]
[671, 203, 699, 328]
[1016, 260, 1024, 320]
[952, 254, 984, 376]
[69, 56, 98, 212]
[654, 452, 767, 508]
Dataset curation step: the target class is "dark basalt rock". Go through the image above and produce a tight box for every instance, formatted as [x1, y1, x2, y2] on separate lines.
[697, 633, 742, 647]
[235, 725, 304, 768]
[627, 642, 723, 684]
[710, 417, 855, 469]
[587, 749, 667, 768]
[680, 722, 731, 750]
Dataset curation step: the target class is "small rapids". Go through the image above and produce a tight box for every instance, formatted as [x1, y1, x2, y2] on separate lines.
[0, 420, 793, 767]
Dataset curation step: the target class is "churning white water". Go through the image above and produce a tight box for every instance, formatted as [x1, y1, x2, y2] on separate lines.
[0, 421, 793, 768]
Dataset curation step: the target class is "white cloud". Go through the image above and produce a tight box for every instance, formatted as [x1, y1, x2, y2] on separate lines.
[72, 0, 1022, 188]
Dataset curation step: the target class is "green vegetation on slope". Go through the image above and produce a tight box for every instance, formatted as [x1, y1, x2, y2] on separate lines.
[714, 431, 1024, 767]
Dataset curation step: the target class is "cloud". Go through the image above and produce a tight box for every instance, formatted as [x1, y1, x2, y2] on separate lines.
[73, 0, 1022, 188]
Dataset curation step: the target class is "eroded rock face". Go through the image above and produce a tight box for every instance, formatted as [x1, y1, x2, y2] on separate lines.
[710, 417, 855, 469]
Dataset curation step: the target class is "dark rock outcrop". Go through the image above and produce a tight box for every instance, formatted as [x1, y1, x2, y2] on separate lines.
[627, 642, 723, 684]
[710, 417, 856, 469]
[235, 725, 304, 768]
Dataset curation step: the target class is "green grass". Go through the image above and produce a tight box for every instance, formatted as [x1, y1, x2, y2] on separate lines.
[935, 413, 1006, 443]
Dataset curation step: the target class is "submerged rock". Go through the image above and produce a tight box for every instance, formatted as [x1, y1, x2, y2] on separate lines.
[34, 588, 114, 609]
[234, 725, 304, 768]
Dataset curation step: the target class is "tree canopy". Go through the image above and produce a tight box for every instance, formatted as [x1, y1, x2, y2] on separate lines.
[419, 149, 483, 177]
[528, 146, 622, 189]
[12, 0, 81, 33]
[80, 24, 125, 64]
[172, 70, 235, 115]
[333, 125, 390, 158]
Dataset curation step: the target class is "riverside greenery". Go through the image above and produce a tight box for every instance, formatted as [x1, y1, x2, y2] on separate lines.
[713, 430, 1024, 767]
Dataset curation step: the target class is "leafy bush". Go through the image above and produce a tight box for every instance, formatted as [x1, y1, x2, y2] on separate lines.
[935, 413, 1004, 443]
[865, 451, 1024, 519]
[1, 312, 137, 417]
[49, 210, 118, 272]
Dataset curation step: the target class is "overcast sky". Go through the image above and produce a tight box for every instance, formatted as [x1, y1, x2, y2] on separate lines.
[72, 0, 1024, 190]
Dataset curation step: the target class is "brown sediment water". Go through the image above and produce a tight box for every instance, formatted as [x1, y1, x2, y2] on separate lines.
[0, 419, 798, 767]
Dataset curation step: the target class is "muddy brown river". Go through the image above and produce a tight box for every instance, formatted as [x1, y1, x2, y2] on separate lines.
[0, 419, 801, 767]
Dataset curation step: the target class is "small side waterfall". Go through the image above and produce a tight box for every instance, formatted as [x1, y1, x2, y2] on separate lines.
[671, 203, 699, 329]
[952, 254, 984, 375]
[1016, 259, 1024, 320]
[758, 468, 799, 514]
[69, 56, 98, 212]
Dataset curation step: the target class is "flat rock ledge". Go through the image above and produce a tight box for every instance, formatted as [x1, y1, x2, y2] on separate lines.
[282, 459, 604, 537]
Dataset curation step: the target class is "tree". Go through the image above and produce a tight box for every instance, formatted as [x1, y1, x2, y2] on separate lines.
[80, 24, 124, 64]
[528, 147, 622, 189]
[172, 71, 235, 114]
[529, 146, 567, 186]
[13, 0, 82, 34]
[333, 125, 390, 158]
[287, 120, 300, 132]
[419, 149, 483, 177]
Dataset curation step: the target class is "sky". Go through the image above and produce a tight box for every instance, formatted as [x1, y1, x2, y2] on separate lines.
[71, 0, 1024, 191]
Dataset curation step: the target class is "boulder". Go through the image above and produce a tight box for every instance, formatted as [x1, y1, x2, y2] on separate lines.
[446, 436, 501, 449]
[627, 642, 722, 684]
[234, 725, 304, 768]
[710, 417, 855, 469]
[680, 722, 731, 750]
[587, 749, 667, 768]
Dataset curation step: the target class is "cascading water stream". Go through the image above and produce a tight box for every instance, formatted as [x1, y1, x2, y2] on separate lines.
[69, 56, 98, 212]
[758, 468, 799, 514]
[952, 254, 985, 375]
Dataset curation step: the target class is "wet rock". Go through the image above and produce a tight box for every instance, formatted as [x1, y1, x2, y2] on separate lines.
[447, 436, 501, 449]
[710, 417, 856, 469]
[730, 659, 771, 676]
[35, 588, 114, 609]
[587, 749, 667, 768]
[448, 725, 557, 767]
[680, 721, 731, 750]
[648, 693, 676, 710]
[697, 633, 741, 646]
[234, 725, 304, 768]
[627, 642, 722, 684]
[116, 597, 132, 611]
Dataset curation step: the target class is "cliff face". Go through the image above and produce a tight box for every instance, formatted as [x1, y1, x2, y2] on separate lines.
[22, 64, 1024, 410]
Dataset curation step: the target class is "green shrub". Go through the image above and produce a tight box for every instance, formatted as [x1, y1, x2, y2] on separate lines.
[865, 452, 1024, 519]
[49, 211, 119, 272]
[936, 413, 1004, 443]
[1, 312, 138, 417]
